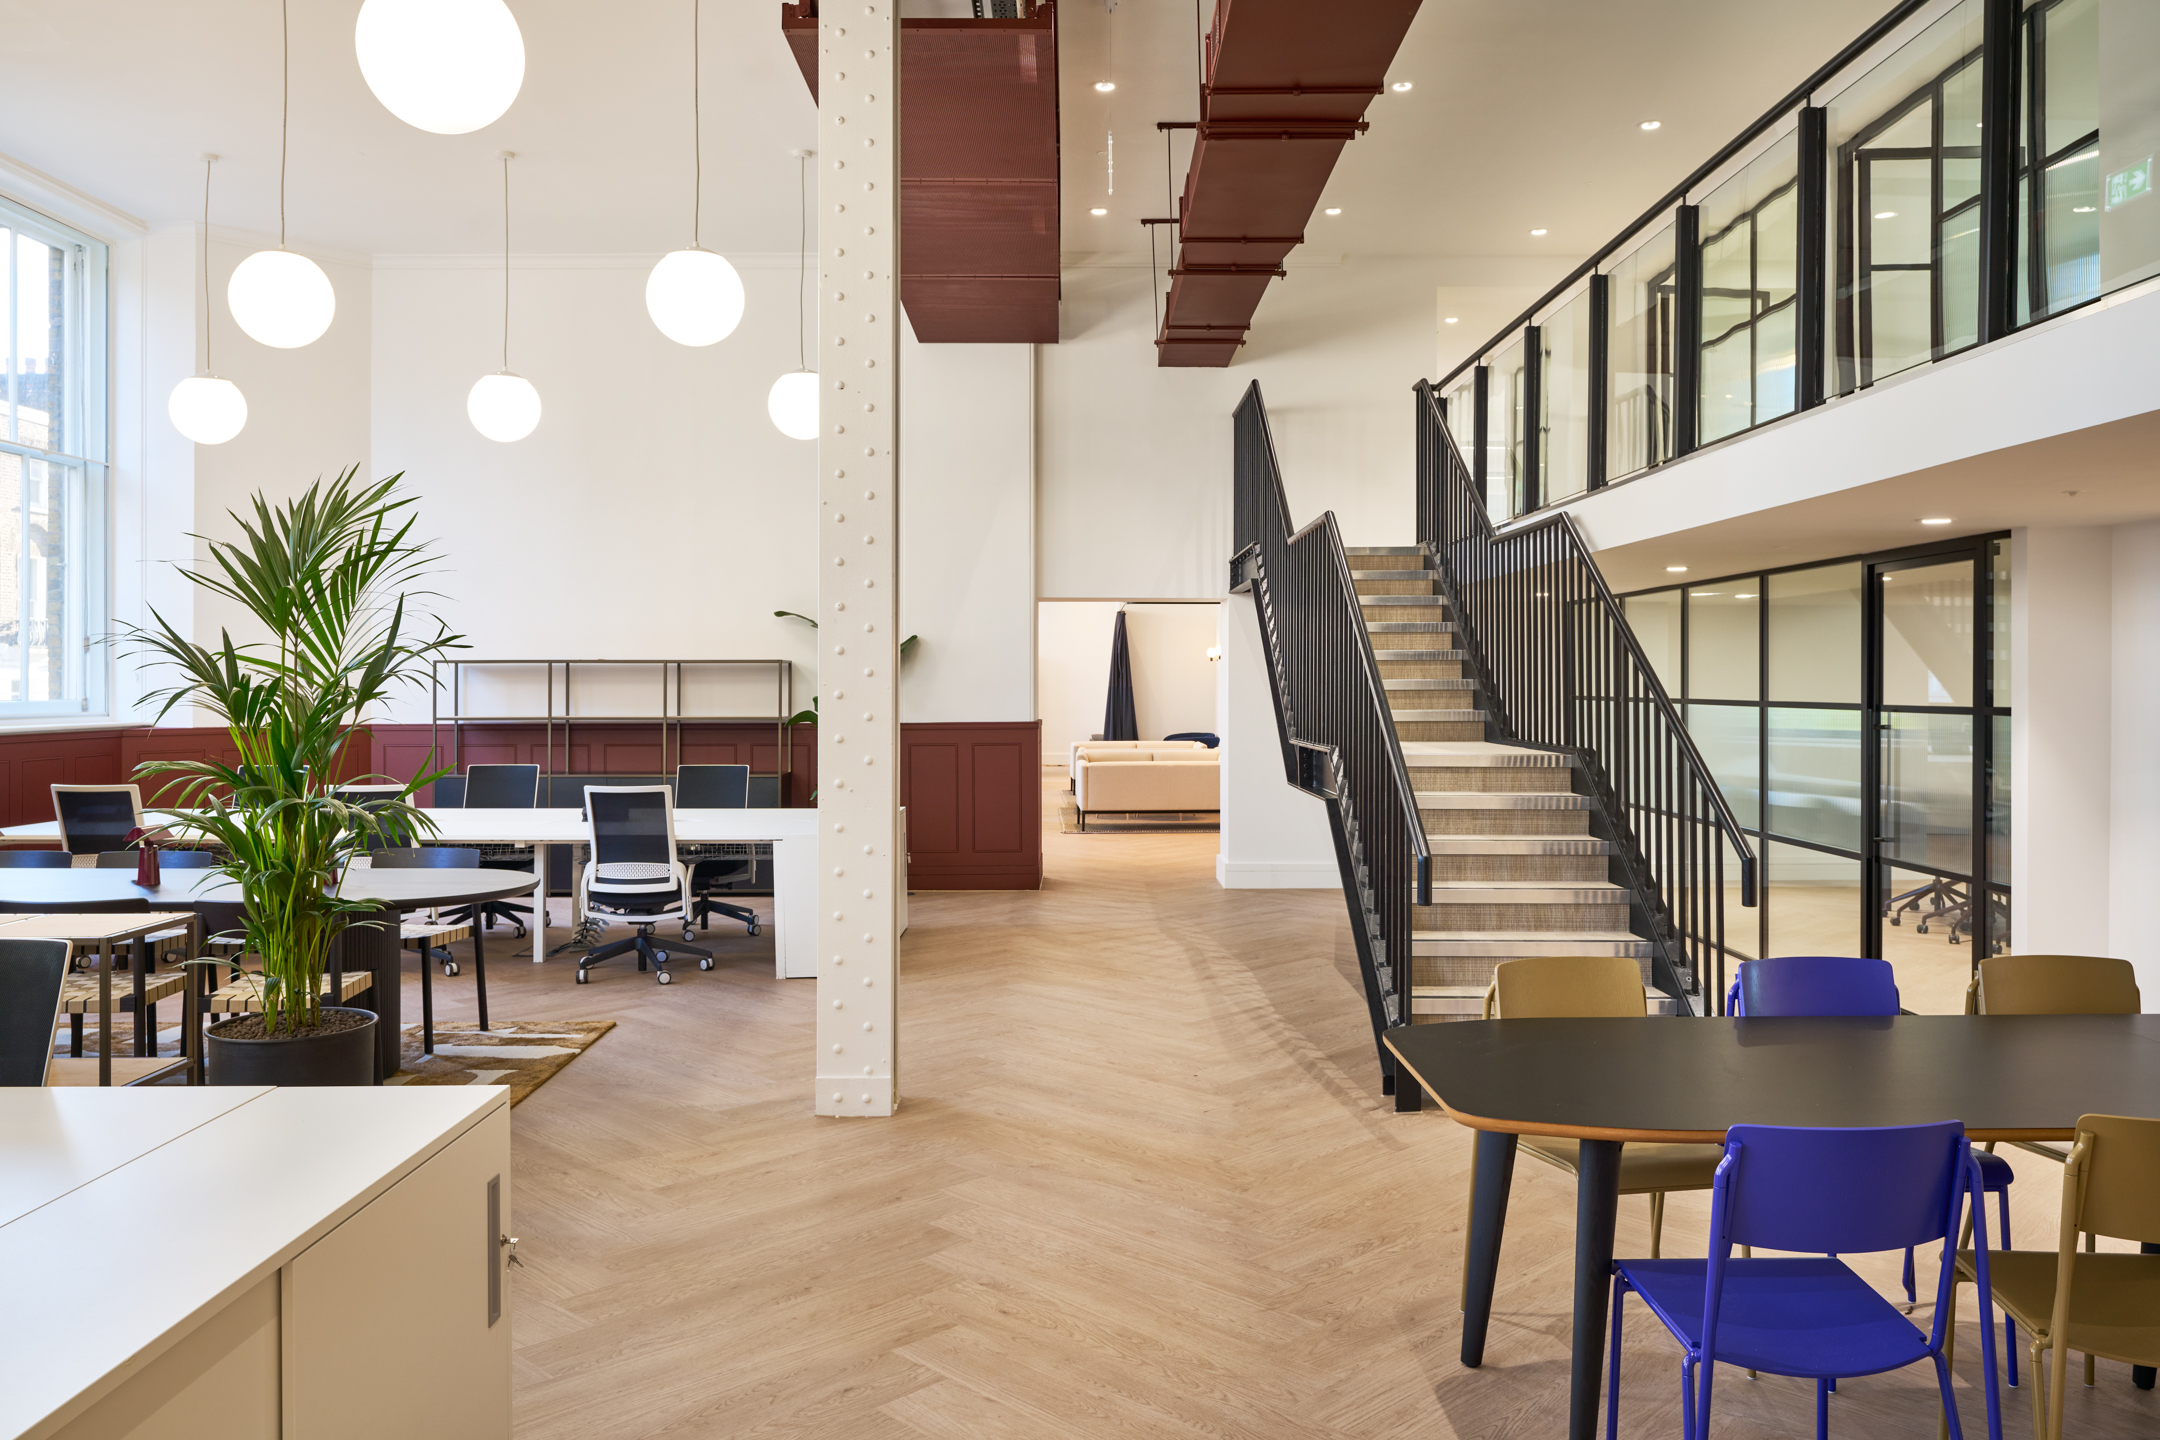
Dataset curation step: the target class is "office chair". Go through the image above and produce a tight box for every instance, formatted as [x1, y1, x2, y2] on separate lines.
[675, 764, 760, 940]
[0, 851, 73, 868]
[459, 764, 541, 937]
[371, 847, 491, 1048]
[575, 786, 711, 986]
[330, 784, 416, 852]
[0, 937, 71, 1086]
[51, 785, 144, 855]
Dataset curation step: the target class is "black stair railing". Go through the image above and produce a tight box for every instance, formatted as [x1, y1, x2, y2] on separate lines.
[1415, 380, 1756, 1013]
[1231, 382, 1431, 1105]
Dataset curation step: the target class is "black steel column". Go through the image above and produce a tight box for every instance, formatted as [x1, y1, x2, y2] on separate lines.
[1796, 106, 1829, 411]
[1586, 274, 1609, 489]
[1673, 205, 1702, 458]
[1521, 325, 1543, 513]
[1978, 0, 2021, 342]
[1471, 364, 1490, 498]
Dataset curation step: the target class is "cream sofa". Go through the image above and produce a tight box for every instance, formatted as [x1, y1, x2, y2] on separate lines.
[1067, 738, 1208, 786]
[1072, 743, 1219, 828]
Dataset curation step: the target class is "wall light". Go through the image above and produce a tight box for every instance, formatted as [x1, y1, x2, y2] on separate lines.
[1205, 646, 1222, 662]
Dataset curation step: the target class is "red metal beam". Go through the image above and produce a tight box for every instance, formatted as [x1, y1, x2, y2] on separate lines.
[1155, 0, 1420, 366]
[781, 3, 1060, 344]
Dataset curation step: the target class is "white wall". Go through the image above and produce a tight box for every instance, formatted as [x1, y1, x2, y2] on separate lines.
[1217, 592, 1335, 888]
[1035, 600, 1220, 762]
[1035, 600, 1120, 764]
[1037, 258, 1461, 600]
[2108, 521, 2160, 1001]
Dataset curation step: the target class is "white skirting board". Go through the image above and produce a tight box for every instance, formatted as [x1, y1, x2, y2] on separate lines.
[1216, 856, 1341, 889]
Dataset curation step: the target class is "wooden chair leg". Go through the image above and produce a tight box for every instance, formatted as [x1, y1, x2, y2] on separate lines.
[1649, 1191, 1665, 1260]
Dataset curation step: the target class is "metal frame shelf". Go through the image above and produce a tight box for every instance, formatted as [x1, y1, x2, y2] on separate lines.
[429, 658, 797, 782]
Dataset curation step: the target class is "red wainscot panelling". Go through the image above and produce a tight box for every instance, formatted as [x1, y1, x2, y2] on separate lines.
[365, 723, 820, 808]
[900, 721, 1042, 891]
[0, 728, 125, 828]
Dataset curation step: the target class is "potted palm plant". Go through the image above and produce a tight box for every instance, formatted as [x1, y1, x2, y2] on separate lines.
[125, 470, 462, 1085]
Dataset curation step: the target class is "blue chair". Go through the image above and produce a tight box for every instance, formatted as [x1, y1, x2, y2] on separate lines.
[1607, 1121, 2003, 1440]
[1728, 955, 2022, 1384]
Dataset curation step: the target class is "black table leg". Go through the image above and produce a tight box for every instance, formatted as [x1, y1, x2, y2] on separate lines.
[1570, 1139, 1626, 1440]
[132, 939, 148, 1058]
[1461, 1129, 1519, 1367]
[2137, 1243, 2159, 1390]
[419, 940, 434, 1054]
[471, 919, 489, 1032]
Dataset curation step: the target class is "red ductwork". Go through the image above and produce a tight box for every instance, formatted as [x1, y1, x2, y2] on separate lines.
[782, 3, 1060, 344]
[1156, 0, 1420, 366]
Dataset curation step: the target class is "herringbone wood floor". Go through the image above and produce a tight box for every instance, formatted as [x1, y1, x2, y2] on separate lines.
[399, 798, 2158, 1440]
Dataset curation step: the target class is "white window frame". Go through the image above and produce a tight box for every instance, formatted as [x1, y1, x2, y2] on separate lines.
[0, 191, 108, 719]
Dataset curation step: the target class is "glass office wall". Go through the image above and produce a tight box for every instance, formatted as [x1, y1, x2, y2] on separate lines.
[1827, 1, 1986, 396]
[1699, 133, 1801, 444]
[1605, 223, 1677, 482]
[1622, 539, 2010, 1010]
[1487, 338, 1526, 518]
[1540, 290, 1592, 502]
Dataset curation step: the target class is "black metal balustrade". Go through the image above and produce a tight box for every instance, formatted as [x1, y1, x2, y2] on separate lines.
[1231, 383, 1430, 1106]
[1416, 381, 1757, 1012]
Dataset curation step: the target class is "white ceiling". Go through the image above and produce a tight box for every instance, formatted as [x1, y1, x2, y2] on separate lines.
[1, 0, 1897, 271]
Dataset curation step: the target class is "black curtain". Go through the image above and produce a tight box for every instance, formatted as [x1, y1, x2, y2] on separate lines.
[1102, 610, 1138, 741]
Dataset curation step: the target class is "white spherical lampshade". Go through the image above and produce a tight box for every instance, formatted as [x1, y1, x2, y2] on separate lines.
[167, 376, 248, 445]
[645, 248, 745, 346]
[768, 370, 818, 440]
[355, 0, 525, 135]
[468, 372, 542, 442]
[227, 250, 336, 349]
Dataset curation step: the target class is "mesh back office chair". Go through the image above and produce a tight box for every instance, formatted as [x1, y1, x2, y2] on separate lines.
[0, 851, 74, 868]
[0, 937, 71, 1086]
[51, 785, 144, 856]
[676, 765, 761, 939]
[330, 784, 416, 852]
[575, 786, 710, 985]
[460, 764, 541, 936]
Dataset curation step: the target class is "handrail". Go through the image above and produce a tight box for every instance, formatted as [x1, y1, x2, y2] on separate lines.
[1415, 380, 1756, 1012]
[1233, 382, 1430, 1101]
[1432, 0, 1929, 393]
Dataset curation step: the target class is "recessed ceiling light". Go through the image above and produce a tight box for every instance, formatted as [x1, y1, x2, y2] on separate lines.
[1666, 566, 1688, 573]
[1094, 81, 1115, 92]
[1325, 207, 1342, 215]
[1640, 120, 1661, 131]
[1734, 593, 1758, 599]
[1920, 517, 1953, 525]
[2074, 205, 2097, 213]
[1443, 316, 1459, 324]
[1530, 228, 1547, 236]
[1875, 211, 1898, 220]
[1391, 81, 1413, 92]
[1089, 207, 1107, 216]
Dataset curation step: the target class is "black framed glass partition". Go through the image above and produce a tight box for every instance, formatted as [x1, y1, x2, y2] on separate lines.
[1434, 0, 2158, 523]
[1620, 536, 2010, 1013]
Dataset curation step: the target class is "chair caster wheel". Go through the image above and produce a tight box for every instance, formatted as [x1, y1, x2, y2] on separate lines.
[748, 921, 762, 937]
[513, 924, 527, 939]
[442, 961, 460, 977]
[699, 958, 714, 971]
[682, 928, 697, 943]
[656, 970, 672, 985]
[575, 969, 590, 984]
[654, 952, 668, 964]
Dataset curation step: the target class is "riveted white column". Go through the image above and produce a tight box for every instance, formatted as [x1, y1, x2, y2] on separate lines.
[816, 0, 900, 1118]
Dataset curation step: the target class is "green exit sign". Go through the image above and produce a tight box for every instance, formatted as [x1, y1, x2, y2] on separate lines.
[2107, 156, 2153, 210]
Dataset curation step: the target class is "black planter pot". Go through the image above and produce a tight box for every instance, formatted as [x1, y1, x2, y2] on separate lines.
[206, 1007, 378, 1086]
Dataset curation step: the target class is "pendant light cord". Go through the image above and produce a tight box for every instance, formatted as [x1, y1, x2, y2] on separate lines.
[279, 0, 289, 248]
[797, 151, 808, 372]
[692, 0, 702, 249]
[501, 153, 512, 372]
[201, 156, 215, 373]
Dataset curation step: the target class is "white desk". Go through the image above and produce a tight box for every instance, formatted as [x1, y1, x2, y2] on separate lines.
[3, 807, 823, 979]
[1, 1087, 511, 1440]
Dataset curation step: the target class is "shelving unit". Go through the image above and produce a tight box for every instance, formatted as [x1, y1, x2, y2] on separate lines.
[429, 658, 797, 782]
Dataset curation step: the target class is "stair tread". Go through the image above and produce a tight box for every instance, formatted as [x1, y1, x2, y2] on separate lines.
[1414, 791, 1587, 808]
[1343, 545, 1424, 555]
[1399, 741, 1569, 761]
[1385, 678, 1478, 688]
[1425, 881, 1628, 895]
[1422, 838, 1617, 854]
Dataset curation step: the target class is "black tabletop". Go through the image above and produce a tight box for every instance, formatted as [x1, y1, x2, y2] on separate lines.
[1386, 1015, 2160, 1142]
[0, 868, 536, 913]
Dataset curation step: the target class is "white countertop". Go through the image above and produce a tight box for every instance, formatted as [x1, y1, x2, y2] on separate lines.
[0, 1087, 506, 1440]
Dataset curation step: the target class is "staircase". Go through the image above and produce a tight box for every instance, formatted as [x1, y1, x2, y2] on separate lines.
[1347, 547, 1653, 1019]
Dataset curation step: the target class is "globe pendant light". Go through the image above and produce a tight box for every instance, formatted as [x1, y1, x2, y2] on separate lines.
[769, 148, 817, 440]
[230, 0, 336, 349]
[169, 155, 248, 445]
[646, 0, 744, 347]
[355, 0, 525, 135]
[468, 152, 542, 443]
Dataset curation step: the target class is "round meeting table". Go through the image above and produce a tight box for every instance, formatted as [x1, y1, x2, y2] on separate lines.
[1385, 1013, 2160, 1440]
[0, 866, 538, 1084]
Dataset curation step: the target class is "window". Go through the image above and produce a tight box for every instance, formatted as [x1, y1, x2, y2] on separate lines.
[1698, 133, 1800, 443]
[0, 194, 107, 718]
[1605, 223, 1677, 481]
